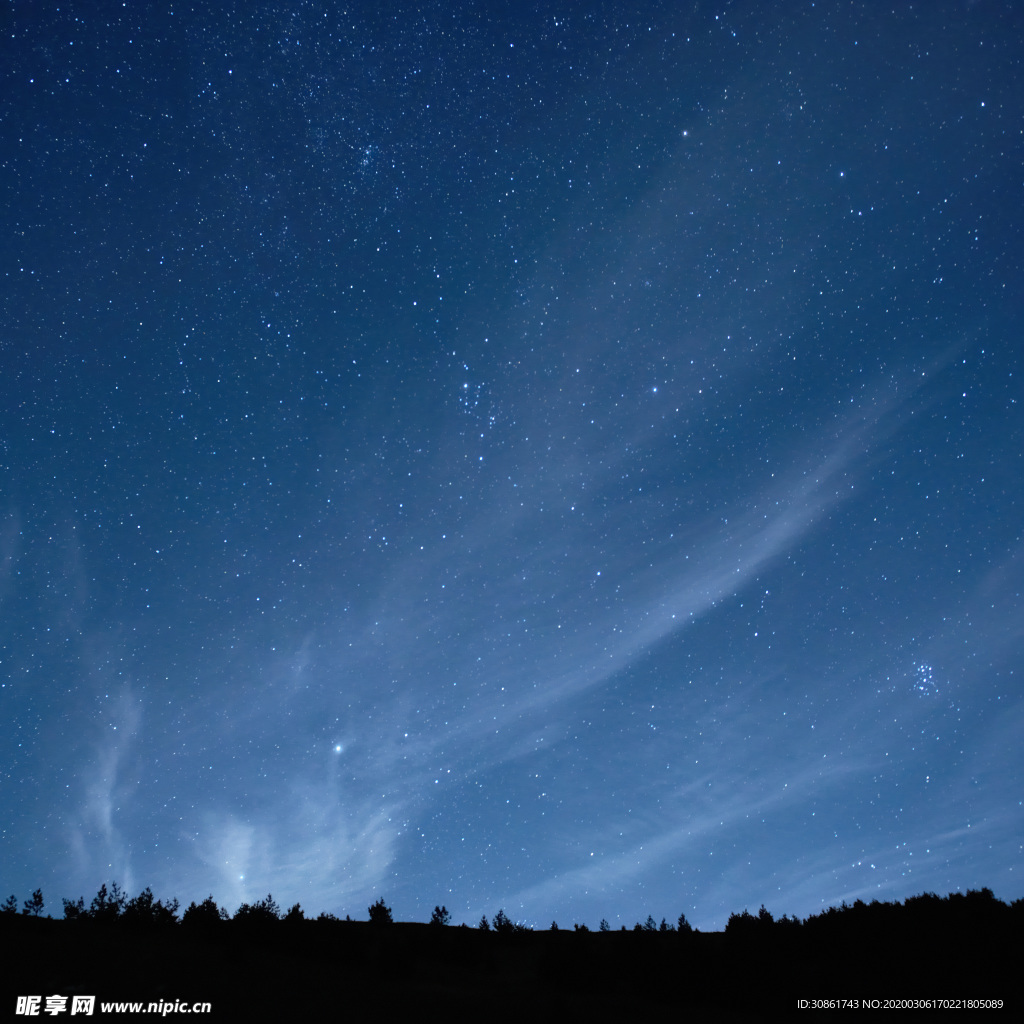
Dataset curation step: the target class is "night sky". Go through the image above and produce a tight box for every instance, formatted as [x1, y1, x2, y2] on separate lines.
[3, 1, 1023, 931]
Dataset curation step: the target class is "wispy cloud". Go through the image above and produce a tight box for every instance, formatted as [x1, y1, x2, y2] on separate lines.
[69, 685, 143, 895]
[187, 779, 402, 916]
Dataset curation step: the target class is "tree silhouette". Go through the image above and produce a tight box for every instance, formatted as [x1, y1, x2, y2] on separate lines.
[90, 882, 125, 921]
[62, 897, 86, 920]
[235, 894, 281, 924]
[430, 905, 450, 926]
[22, 889, 44, 917]
[182, 896, 227, 927]
[599, 918, 610, 931]
[123, 887, 179, 926]
[726, 908, 754, 935]
[478, 914, 490, 931]
[492, 908, 513, 934]
[367, 898, 393, 925]
[1, 894, 18, 915]
[677, 911, 692, 934]
[725, 906, 777, 940]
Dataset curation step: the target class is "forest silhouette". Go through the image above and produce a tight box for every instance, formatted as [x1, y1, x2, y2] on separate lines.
[3, 885, 1020, 1017]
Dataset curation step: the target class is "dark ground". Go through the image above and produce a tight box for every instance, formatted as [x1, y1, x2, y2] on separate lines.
[3, 904, 1021, 1020]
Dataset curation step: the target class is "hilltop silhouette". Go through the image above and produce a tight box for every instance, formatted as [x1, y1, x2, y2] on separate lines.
[2, 885, 1020, 1017]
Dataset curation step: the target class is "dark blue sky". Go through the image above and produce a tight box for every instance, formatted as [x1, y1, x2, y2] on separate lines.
[2, 1, 1022, 930]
